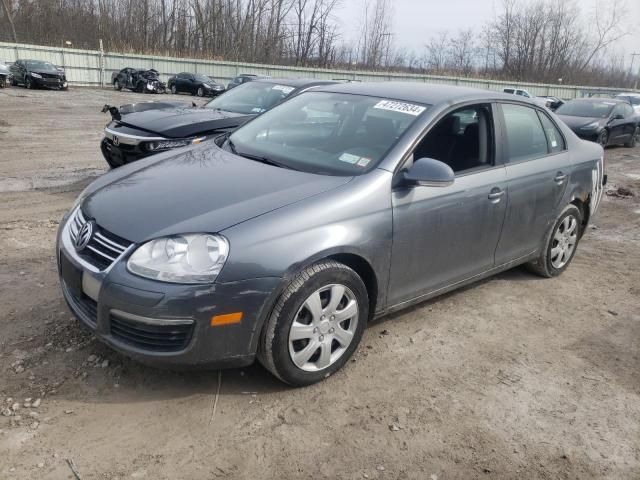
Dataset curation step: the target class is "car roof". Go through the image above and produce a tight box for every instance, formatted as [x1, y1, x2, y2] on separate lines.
[310, 81, 520, 106]
[254, 77, 339, 88]
[566, 97, 628, 104]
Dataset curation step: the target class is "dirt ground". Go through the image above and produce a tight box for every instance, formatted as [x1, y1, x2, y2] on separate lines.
[0, 86, 639, 480]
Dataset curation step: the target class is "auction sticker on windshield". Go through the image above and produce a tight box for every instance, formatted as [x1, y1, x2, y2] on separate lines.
[374, 100, 426, 116]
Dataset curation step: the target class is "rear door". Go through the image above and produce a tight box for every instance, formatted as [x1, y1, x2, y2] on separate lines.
[609, 104, 628, 143]
[494, 103, 570, 265]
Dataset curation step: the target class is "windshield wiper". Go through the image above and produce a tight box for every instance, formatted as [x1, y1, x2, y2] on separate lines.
[239, 152, 290, 169]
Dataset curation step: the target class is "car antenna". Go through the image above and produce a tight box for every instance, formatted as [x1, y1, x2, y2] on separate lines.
[101, 104, 121, 121]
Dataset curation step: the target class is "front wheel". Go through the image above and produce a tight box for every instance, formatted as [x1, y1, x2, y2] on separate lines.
[113, 80, 122, 91]
[25, 76, 32, 89]
[170, 84, 177, 94]
[526, 204, 582, 278]
[624, 126, 639, 148]
[258, 260, 368, 386]
[197, 87, 204, 97]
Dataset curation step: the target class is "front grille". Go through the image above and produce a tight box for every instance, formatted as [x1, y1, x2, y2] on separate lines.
[110, 313, 194, 352]
[69, 209, 132, 270]
[63, 282, 98, 327]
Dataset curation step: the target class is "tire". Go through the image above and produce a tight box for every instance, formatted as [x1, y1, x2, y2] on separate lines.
[597, 129, 608, 147]
[10, 76, 17, 86]
[624, 126, 639, 148]
[197, 87, 204, 97]
[258, 260, 369, 386]
[526, 204, 583, 278]
[113, 80, 122, 91]
[25, 76, 32, 89]
[170, 84, 177, 94]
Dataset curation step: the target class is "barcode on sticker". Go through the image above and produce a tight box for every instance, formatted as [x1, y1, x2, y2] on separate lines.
[374, 100, 426, 116]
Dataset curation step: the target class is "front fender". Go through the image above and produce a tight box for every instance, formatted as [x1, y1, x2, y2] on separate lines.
[218, 170, 394, 310]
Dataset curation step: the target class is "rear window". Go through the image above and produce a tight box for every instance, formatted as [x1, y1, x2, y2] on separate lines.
[502, 104, 548, 162]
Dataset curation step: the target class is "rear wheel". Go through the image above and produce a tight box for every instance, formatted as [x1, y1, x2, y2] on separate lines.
[526, 204, 582, 278]
[170, 84, 177, 94]
[597, 129, 608, 147]
[624, 126, 639, 148]
[258, 260, 368, 386]
[113, 79, 122, 91]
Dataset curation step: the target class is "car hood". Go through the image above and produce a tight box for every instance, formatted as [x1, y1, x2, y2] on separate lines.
[115, 107, 249, 138]
[82, 144, 352, 243]
[557, 115, 605, 130]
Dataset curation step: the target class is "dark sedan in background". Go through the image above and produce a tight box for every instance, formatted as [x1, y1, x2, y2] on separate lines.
[227, 73, 268, 90]
[100, 77, 337, 168]
[168, 72, 225, 97]
[556, 98, 639, 148]
[10, 59, 68, 90]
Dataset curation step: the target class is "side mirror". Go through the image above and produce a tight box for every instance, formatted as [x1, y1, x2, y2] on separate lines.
[402, 158, 455, 187]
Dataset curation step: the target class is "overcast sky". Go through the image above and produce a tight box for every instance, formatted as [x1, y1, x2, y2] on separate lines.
[336, 0, 640, 69]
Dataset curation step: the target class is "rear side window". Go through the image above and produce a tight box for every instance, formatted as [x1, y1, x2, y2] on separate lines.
[538, 112, 565, 153]
[502, 104, 548, 162]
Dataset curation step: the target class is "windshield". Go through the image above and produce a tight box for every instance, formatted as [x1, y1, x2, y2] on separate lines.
[557, 101, 615, 118]
[25, 60, 58, 72]
[227, 91, 428, 176]
[204, 81, 295, 114]
[194, 74, 213, 83]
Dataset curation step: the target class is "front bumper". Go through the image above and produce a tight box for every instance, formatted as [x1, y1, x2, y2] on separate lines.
[31, 75, 67, 89]
[56, 210, 281, 369]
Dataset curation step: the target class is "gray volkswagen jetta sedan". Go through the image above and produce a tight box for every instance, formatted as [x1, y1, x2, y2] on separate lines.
[57, 82, 605, 386]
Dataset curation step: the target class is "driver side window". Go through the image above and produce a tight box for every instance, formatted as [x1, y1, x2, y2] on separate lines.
[411, 104, 494, 174]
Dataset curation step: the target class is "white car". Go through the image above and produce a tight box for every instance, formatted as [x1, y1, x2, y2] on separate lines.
[503, 87, 550, 108]
[615, 93, 640, 115]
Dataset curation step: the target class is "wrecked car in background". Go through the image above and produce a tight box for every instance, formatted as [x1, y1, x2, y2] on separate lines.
[100, 78, 337, 168]
[0, 62, 10, 88]
[9, 59, 68, 90]
[112, 68, 166, 94]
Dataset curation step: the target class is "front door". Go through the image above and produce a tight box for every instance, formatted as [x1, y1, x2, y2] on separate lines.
[388, 104, 508, 306]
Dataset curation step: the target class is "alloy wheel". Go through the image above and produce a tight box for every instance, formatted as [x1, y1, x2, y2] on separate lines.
[550, 215, 578, 269]
[113, 80, 119, 90]
[197, 87, 204, 97]
[288, 284, 359, 372]
[171, 85, 177, 94]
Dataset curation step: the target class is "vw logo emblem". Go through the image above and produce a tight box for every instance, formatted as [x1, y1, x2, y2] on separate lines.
[74, 220, 95, 251]
[112, 135, 120, 146]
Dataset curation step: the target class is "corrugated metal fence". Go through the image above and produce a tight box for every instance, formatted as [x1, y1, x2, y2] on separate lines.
[1, 41, 635, 99]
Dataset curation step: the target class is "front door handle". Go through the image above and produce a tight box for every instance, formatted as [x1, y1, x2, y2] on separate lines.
[554, 172, 567, 183]
[488, 188, 504, 203]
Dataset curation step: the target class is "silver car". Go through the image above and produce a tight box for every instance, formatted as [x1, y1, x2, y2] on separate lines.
[57, 82, 605, 386]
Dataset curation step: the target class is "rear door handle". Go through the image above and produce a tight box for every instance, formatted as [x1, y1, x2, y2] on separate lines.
[488, 188, 504, 203]
[554, 172, 567, 183]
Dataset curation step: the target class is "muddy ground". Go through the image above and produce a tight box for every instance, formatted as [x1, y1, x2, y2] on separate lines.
[0, 87, 639, 480]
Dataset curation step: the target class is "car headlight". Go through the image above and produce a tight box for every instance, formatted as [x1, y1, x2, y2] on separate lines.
[203, 84, 212, 89]
[580, 122, 600, 130]
[127, 234, 229, 283]
[30, 72, 42, 78]
[146, 137, 205, 151]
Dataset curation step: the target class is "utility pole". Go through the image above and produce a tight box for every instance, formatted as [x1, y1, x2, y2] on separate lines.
[631, 53, 640, 90]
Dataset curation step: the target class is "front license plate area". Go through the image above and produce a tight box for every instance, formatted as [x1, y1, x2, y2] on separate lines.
[60, 251, 83, 294]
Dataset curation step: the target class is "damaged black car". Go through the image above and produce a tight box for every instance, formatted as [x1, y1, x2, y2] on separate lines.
[112, 68, 166, 94]
[10, 59, 68, 90]
[100, 78, 337, 168]
[168, 72, 225, 97]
